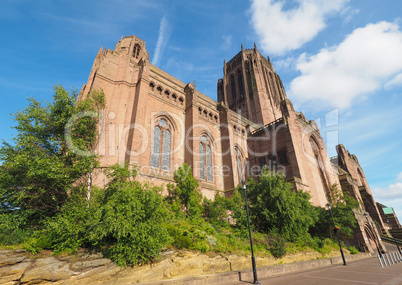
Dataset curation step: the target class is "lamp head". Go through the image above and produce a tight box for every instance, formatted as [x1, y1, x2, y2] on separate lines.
[326, 203, 331, 209]
[242, 180, 246, 190]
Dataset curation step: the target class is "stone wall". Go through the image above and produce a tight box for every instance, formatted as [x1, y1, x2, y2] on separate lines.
[0, 248, 357, 285]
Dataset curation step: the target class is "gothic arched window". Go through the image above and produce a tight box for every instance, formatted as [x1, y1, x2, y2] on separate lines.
[236, 148, 244, 181]
[150, 118, 172, 170]
[309, 136, 330, 200]
[237, 70, 244, 97]
[200, 135, 213, 181]
[133, 44, 141, 59]
[230, 74, 236, 103]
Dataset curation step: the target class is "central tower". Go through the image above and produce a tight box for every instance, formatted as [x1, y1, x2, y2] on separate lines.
[217, 44, 287, 126]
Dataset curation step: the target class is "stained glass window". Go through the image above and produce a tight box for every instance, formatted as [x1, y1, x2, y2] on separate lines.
[162, 129, 171, 170]
[200, 143, 204, 179]
[206, 145, 212, 181]
[237, 156, 243, 181]
[150, 126, 161, 168]
[160, 119, 167, 128]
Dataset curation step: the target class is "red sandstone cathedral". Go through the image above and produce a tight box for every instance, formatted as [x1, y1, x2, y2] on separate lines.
[77, 35, 400, 253]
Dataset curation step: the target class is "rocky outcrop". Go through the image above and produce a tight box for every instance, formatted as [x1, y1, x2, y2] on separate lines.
[0, 248, 349, 284]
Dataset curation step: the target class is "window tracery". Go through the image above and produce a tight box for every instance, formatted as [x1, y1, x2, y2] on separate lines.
[199, 135, 213, 181]
[236, 148, 244, 181]
[133, 44, 141, 59]
[150, 118, 172, 170]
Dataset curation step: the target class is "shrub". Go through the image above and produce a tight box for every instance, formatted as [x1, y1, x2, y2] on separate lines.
[31, 164, 172, 266]
[246, 170, 317, 241]
[347, 246, 359, 254]
[166, 164, 203, 218]
[0, 213, 32, 246]
[266, 232, 287, 258]
[202, 193, 232, 226]
[164, 219, 217, 252]
[309, 184, 359, 239]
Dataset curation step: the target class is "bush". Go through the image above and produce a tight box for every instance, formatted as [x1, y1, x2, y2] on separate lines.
[309, 185, 359, 239]
[166, 164, 203, 218]
[347, 246, 359, 254]
[246, 170, 317, 241]
[30, 164, 173, 266]
[202, 193, 233, 226]
[35, 195, 90, 253]
[164, 219, 217, 252]
[266, 232, 287, 258]
[0, 213, 32, 246]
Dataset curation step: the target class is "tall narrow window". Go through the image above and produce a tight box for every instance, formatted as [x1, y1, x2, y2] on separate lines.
[236, 149, 243, 181]
[133, 44, 141, 59]
[200, 135, 213, 181]
[310, 137, 330, 200]
[162, 129, 171, 170]
[150, 126, 161, 168]
[150, 118, 172, 170]
[237, 70, 244, 97]
[230, 74, 236, 103]
[245, 61, 254, 97]
[206, 145, 212, 181]
[199, 143, 204, 179]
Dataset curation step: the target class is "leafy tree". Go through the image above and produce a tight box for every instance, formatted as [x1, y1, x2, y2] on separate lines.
[88, 164, 172, 266]
[310, 184, 359, 239]
[31, 163, 172, 266]
[0, 85, 105, 224]
[246, 169, 317, 241]
[202, 193, 232, 226]
[166, 164, 203, 218]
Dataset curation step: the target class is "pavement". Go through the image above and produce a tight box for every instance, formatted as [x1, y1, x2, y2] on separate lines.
[236, 243, 402, 285]
[236, 256, 402, 285]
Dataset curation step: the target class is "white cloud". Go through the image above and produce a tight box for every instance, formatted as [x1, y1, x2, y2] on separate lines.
[340, 6, 359, 23]
[249, 0, 348, 55]
[385, 72, 402, 90]
[397, 172, 402, 182]
[289, 21, 402, 109]
[152, 16, 171, 66]
[372, 183, 402, 221]
[221, 35, 233, 50]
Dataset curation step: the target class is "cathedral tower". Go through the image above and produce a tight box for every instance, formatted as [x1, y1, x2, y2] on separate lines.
[217, 44, 287, 126]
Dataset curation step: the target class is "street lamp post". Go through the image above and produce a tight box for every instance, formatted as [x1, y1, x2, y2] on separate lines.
[364, 213, 382, 257]
[386, 218, 402, 255]
[327, 203, 347, 266]
[242, 181, 260, 284]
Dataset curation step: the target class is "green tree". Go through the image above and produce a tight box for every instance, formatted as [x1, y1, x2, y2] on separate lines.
[31, 163, 172, 266]
[88, 164, 172, 266]
[166, 164, 203, 218]
[202, 193, 232, 226]
[310, 184, 359, 239]
[246, 169, 317, 241]
[0, 85, 105, 224]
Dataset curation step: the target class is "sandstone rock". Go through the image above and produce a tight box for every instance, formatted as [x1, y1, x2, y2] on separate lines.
[21, 257, 74, 284]
[68, 263, 121, 285]
[0, 261, 30, 284]
[70, 258, 111, 271]
[0, 250, 28, 267]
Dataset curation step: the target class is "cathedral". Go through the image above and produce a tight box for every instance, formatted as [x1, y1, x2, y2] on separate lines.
[77, 35, 398, 253]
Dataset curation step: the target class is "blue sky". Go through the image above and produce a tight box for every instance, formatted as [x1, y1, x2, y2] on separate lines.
[1, 0, 401, 219]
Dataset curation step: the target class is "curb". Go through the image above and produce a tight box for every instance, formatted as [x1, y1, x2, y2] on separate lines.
[142, 253, 372, 285]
